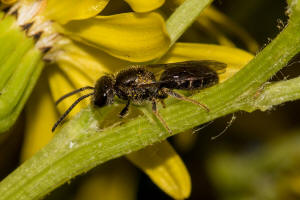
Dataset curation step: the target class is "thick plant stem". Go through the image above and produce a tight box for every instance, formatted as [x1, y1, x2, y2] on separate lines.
[0, 14, 44, 133]
[2, 2, 300, 200]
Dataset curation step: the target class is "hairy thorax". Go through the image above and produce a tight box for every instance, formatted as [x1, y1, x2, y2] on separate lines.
[114, 67, 158, 104]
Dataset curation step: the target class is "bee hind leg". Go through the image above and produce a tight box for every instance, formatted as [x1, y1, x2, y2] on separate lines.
[151, 99, 172, 134]
[162, 88, 209, 112]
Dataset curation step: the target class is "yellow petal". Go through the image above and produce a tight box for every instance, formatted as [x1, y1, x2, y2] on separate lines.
[20, 71, 58, 161]
[47, 65, 89, 119]
[124, 0, 165, 12]
[161, 42, 253, 82]
[42, 0, 109, 24]
[127, 141, 191, 199]
[57, 42, 130, 80]
[61, 12, 170, 62]
[1, 0, 16, 4]
[58, 62, 94, 88]
[75, 159, 137, 200]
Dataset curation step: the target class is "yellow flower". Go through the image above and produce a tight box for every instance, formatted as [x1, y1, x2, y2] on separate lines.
[2, 0, 254, 199]
[0, 0, 16, 5]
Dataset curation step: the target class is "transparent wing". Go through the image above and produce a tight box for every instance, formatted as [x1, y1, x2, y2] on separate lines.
[145, 60, 227, 76]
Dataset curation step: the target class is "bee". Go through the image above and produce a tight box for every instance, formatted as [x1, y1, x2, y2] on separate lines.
[52, 60, 226, 133]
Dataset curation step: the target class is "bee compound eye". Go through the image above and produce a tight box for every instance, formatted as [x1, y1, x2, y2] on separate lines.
[94, 76, 115, 107]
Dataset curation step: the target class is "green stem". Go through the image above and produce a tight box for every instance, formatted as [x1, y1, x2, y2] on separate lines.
[247, 76, 300, 112]
[2, 2, 300, 200]
[166, 0, 213, 46]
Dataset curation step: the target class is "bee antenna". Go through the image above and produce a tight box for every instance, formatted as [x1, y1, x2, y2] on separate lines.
[55, 86, 95, 105]
[52, 92, 95, 132]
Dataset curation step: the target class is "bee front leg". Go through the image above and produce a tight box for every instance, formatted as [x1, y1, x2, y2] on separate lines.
[151, 99, 172, 134]
[120, 100, 130, 117]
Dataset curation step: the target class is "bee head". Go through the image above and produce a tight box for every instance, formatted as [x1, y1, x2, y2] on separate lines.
[93, 75, 115, 107]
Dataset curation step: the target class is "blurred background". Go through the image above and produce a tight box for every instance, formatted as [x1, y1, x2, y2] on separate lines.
[2, 0, 300, 199]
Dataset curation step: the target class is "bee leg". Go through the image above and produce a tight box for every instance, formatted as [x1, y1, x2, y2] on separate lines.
[120, 100, 130, 117]
[152, 99, 172, 134]
[159, 99, 166, 108]
[162, 88, 209, 112]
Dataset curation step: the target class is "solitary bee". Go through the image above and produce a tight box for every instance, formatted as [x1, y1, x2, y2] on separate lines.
[52, 60, 226, 133]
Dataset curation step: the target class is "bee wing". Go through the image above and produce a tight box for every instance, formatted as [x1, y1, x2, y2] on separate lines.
[146, 60, 227, 75]
[137, 76, 216, 87]
[192, 60, 227, 74]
